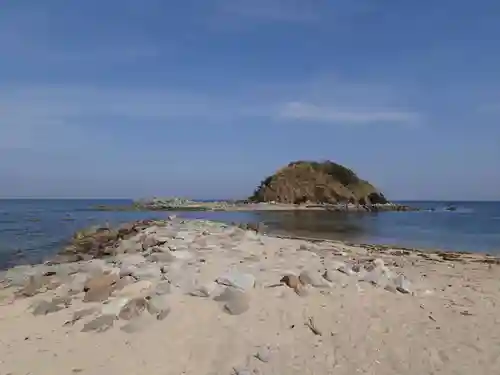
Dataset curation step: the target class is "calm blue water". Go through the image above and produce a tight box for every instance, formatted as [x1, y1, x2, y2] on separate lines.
[0, 199, 499, 269]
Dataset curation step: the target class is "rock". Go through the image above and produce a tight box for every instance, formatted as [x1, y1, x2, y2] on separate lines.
[119, 265, 138, 278]
[394, 274, 411, 294]
[334, 262, 355, 276]
[299, 270, 330, 288]
[65, 273, 89, 295]
[115, 280, 153, 298]
[214, 287, 250, 315]
[280, 274, 300, 289]
[189, 282, 218, 297]
[118, 254, 147, 267]
[148, 252, 176, 263]
[113, 276, 136, 292]
[65, 307, 98, 326]
[216, 271, 255, 292]
[84, 274, 118, 291]
[18, 275, 47, 297]
[146, 295, 170, 320]
[31, 299, 64, 316]
[118, 297, 147, 320]
[101, 297, 130, 316]
[169, 250, 193, 260]
[83, 285, 114, 303]
[132, 264, 162, 282]
[255, 347, 271, 363]
[115, 239, 141, 254]
[83, 273, 119, 302]
[224, 296, 250, 315]
[154, 281, 172, 296]
[81, 315, 116, 333]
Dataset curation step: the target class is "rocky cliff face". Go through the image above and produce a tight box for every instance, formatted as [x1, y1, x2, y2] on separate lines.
[249, 161, 388, 205]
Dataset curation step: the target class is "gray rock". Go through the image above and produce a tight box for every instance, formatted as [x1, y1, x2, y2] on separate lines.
[189, 282, 218, 297]
[116, 239, 141, 254]
[216, 271, 255, 292]
[154, 281, 172, 295]
[65, 307, 98, 325]
[101, 297, 130, 316]
[65, 273, 89, 295]
[31, 299, 64, 316]
[115, 280, 153, 298]
[81, 315, 116, 333]
[78, 259, 108, 276]
[132, 264, 162, 282]
[394, 274, 411, 294]
[146, 295, 171, 320]
[119, 265, 137, 278]
[118, 254, 147, 267]
[255, 347, 271, 363]
[113, 276, 136, 292]
[148, 251, 176, 263]
[118, 297, 147, 320]
[3, 265, 38, 287]
[224, 297, 250, 315]
[18, 275, 46, 297]
[299, 270, 330, 288]
[214, 288, 250, 315]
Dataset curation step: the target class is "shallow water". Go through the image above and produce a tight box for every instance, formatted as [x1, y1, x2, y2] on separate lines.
[0, 199, 499, 268]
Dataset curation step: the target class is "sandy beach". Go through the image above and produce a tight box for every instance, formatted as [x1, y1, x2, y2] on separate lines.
[1, 218, 499, 375]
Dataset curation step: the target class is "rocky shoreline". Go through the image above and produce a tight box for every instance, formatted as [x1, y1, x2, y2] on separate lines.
[1, 218, 499, 374]
[91, 199, 418, 213]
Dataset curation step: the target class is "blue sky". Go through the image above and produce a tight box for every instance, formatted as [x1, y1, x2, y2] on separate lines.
[1, 0, 499, 200]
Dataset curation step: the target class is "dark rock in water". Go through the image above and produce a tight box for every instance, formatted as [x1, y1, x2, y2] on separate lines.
[444, 205, 457, 211]
[55, 220, 157, 263]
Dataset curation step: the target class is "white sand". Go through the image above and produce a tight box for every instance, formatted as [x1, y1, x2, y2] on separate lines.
[1, 220, 499, 375]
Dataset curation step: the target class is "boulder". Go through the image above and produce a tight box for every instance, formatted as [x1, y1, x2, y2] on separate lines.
[216, 271, 255, 292]
[118, 298, 147, 320]
[81, 315, 116, 333]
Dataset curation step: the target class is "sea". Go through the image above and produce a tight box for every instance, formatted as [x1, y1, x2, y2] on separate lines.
[0, 199, 499, 269]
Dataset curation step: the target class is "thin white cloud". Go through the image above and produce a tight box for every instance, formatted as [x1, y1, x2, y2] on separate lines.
[277, 101, 419, 124]
[0, 79, 421, 151]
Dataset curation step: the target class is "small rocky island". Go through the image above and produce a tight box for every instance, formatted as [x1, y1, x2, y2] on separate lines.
[93, 160, 415, 212]
[250, 160, 388, 205]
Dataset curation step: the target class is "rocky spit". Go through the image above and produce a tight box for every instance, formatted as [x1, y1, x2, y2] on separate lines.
[1, 218, 499, 375]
